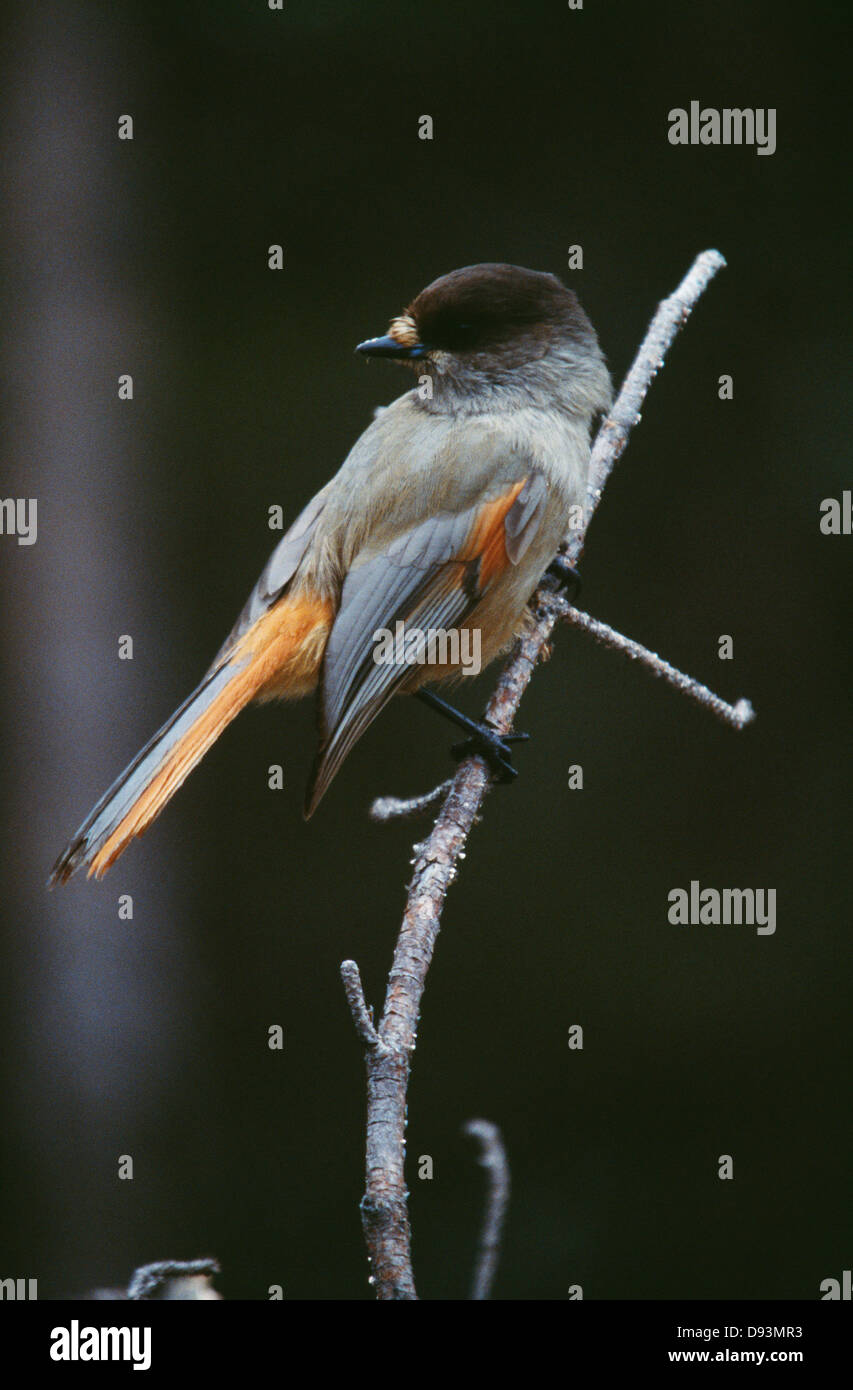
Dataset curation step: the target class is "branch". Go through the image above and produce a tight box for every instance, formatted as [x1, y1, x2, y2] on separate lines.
[343, 250, 729, 1300]
[340, 959, 380, 1047]
[369, 779, 453, 824]
[126, 1257, 221, 1300]
[464, 1119, 511, 1300]
[566, 248, 727, 568]
[369, 600, 753, 820]
[562, 604, 755, 730]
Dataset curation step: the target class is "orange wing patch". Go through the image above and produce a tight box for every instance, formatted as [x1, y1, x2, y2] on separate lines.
[460, 479, 527, 587]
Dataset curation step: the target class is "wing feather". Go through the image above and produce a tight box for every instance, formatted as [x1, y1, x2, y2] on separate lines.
[211, 487, 329, 669]
[305, 475, 545, 814]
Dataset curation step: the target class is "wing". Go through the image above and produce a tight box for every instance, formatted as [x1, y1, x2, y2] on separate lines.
[210, 486, 330, 670]
[304, 472, 547, 815]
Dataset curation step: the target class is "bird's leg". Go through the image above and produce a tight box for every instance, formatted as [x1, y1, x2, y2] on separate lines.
[415, 688, 529, 782]
[540, 554, 583, 602]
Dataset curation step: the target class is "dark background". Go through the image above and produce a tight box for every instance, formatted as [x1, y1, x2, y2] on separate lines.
[0, 0, 849, 1300]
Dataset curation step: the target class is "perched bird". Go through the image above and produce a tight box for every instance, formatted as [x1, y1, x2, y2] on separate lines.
[50, 263, 611, 884]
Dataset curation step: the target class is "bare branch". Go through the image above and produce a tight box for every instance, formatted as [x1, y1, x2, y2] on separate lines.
[344, 251, 728, 1300]
[369, 780, 453, 823]
[566, 248, 727, 568]
[370, 599, 753, 820]
[340, 960, 380, 1047]
[464, 1119, 511, 1300]
[562, 604, 755, 730]
[126, 1257, 221, 1301]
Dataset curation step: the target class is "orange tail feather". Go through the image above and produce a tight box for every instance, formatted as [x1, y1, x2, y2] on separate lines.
[49, 592, 332, 884]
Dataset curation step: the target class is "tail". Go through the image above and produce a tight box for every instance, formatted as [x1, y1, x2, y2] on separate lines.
[49, 593, 332, 885]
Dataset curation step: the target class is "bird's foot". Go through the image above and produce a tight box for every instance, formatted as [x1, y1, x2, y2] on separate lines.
[451, 722, 530, 782]
[542, 555, 583, 602]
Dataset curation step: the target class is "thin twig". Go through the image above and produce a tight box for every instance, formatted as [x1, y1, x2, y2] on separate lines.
[371, 598, 753, 819]
[369, 780, 453, 823]
[343, 250, 728, 1300]
[464, 1119, 511, 1300]
[562, 605, 755, 730]
[126, 1257, 221, 1300]
[340, 959, 380, 1047]
[566, 248, 727, 568]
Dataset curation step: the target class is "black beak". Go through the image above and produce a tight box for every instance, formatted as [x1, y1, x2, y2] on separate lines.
[355, 334, 427, 360]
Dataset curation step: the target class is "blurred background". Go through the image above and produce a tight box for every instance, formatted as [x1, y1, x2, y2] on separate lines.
[0, 0, 849, 1299]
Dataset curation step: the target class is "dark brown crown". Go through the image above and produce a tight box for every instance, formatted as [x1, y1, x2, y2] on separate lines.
[408, 263, 594, 354]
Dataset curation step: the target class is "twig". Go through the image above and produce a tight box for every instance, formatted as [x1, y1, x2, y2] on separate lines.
[566, 248, 727, 568]
[370, 780, 453, 823]
[372, 598, 753, 819]
[340, 959, 380, 1047]
[464, 1119, 510, 1300]
[343, 250, 728, 1300]
[562, 605, 755, 730]
[126, 1257, 221, 1300]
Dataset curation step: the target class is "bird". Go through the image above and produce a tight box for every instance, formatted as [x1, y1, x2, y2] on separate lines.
[49, 263, 611, 885]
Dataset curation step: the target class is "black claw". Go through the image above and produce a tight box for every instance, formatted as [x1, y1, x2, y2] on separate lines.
[451, 723, 528, 782]
[415, 688, 529, 783]
[543, 555, 582, 601]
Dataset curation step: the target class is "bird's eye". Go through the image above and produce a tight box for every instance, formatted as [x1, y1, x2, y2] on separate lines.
[423, 317, 483, 351]
[447, 320, 477, 345]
